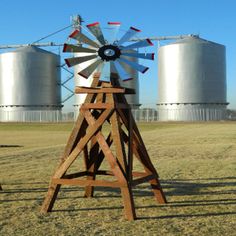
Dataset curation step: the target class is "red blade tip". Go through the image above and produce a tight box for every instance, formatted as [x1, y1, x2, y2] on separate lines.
[108, 22, 121, 25]
[123, 78, 133, 81]
[65, 59, 71, 67]
[69, 30, 79, 38]
[130, 27, 141, 32]
[63, 44, 68, 52]
[146, 39, 153, 46]
[87, 22, 99, 27]
[142, 67, 149, 73]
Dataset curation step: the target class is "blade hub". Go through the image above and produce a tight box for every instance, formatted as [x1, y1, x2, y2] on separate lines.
[104, 49, 115, 56]
[98, 45, 121, 61]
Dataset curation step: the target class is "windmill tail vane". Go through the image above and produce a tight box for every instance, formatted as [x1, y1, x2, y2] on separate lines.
[63, 22, 154, 82]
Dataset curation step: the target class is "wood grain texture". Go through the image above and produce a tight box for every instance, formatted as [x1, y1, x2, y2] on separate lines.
[41, 73, 166, 220]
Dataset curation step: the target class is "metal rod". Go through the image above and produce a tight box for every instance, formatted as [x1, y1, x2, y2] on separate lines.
[61, 84, 74, 94]
[0, 34, 199, 49]
[62, 93, 74, 103]
[130, 34, 199, 42]
[0, 42, 64, 49]
[61, 75, 74, 85]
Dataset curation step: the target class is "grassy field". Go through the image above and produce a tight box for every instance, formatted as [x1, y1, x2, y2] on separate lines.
[0, 122, 236, 235]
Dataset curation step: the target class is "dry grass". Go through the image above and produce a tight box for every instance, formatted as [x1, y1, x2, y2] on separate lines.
[0, 122, 236, 235]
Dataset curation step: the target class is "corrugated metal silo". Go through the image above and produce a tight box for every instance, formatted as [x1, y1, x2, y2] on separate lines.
[0, 46, 62, 121]
[157, 37, 227, 121]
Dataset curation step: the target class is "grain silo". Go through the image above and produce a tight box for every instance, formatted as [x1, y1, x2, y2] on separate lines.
[157, 36, 228, 121]
[0, 46, 62, 122]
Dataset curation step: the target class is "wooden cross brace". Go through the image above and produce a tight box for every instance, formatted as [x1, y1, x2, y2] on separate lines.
[41, 73, 166, 221]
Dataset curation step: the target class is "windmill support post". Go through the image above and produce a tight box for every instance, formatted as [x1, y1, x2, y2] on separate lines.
[41, 73, 166, 220]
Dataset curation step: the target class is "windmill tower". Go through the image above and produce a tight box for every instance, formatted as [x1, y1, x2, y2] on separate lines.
[41, 22, 166, 220]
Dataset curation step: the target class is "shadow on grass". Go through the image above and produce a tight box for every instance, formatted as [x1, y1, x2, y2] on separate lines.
[1, 177, 235, 206]
[138, 211, 236, 220]
[162, 178, 236, 197]
[0, 145, 23, 148]
[52, 199, 236, 213]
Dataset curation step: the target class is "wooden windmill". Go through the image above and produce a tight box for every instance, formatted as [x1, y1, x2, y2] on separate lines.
[41, 22, 167, 220]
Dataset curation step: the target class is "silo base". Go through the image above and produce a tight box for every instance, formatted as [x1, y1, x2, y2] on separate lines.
[157, 104, 227, 121]
[0, 106, 62, 122]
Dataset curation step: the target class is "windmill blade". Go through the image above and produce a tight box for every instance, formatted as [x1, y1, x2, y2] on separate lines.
[65, 55, 98, 67]
[87, 22, 106, 45]
[118, 57, 149, 73]
[99, 62, 111, 82]
[121, 39, 153, 50]
[112, 61, 133, 81]
[116, 27, 141, 46]
[69, 30, 100, 48]
[107, 22, 121, 44]
[121, 52, 154, 60]
[78, 59, 103, 79]
[63, 44, 97, 53]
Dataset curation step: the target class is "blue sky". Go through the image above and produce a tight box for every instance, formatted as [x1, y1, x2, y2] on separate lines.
[0, 0, 235, 110]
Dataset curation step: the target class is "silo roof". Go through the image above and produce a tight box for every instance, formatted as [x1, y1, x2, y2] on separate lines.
[13, 45, 56, 55]
[168, 37, 224, 47]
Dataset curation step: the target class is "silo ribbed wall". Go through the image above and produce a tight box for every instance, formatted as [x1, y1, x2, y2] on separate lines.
[157, 37, 227, 121]
[0, 46, 62, 122]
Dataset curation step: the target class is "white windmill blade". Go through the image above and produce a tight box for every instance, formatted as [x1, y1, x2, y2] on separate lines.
[99, 62, 111, 82]
[63, 44, 97, 53]
[118, 57, 149, 73]
[121, 52, 154, 60]
[121, 39, 153, 50]
[116, 26, 141, 46]
[86, 22, 106, 45]
[107, 22, 121, 44]
[78, 59, 103, 79]
[112, 61, 133, 81]
[65, 55, 98, 67]
[69, 30, 100, 49]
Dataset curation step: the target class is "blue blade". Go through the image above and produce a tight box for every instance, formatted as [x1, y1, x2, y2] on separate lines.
[116, 26, 141, 46]
[121, 52, 154, 60]
[99, 62, 111, 82]
[118, 57, 149, 73]
[121, 39, 153, 50]
[107, 22, 121, 44]
[112, 61, 133, 81]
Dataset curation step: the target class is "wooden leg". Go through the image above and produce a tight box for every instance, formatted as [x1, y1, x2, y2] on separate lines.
[84, 163, 95, 198]
[149, 178, 167, 204]
[41, 183, 61, 213]
[121, 186, 136, 221]
[120, 124, 167, 205]
[83, 144, 95, 198]
[0, 184, 2, 191]
[84, 184, 94, 198]
[84, 133, 112, 198]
